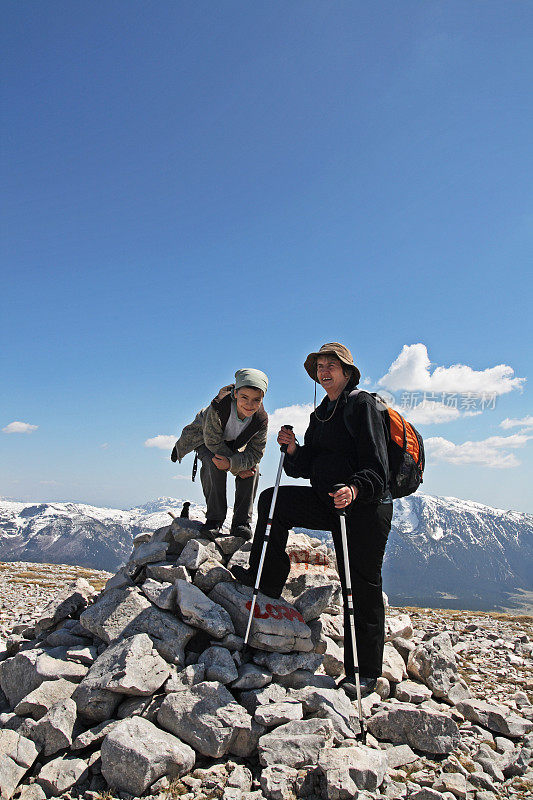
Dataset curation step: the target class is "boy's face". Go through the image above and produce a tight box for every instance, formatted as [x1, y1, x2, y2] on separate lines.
[235, 387, 263, 418]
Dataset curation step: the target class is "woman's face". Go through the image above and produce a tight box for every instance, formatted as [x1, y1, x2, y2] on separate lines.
[235, 387, 263, 419]
[316, 356, 349, 399]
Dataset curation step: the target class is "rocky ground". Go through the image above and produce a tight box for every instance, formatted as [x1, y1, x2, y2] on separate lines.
[0, 523, 531, 800]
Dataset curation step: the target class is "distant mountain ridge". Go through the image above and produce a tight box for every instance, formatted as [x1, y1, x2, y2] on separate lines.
[0, 494, 531, 613]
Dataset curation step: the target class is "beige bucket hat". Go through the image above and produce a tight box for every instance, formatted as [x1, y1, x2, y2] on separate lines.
[304, 342, 361, 385]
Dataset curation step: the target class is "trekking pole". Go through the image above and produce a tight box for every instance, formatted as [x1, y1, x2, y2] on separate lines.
[243, 425, 293, 648]
[332, 483, 366, 743]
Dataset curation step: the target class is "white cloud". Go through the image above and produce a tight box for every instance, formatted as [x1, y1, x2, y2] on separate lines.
[100, 442, 110, 450]
[426, 432, 533, 468]
[500, 415, 533, 430]
[267, 404, 314, 439]
[145, 435, 175, 450]
[171, 474, 191, 481]
[378, 344, 525, 395]
[39, 480, 58, 485]
[400, 402, 461, 425]
[2, 421, 38, 434]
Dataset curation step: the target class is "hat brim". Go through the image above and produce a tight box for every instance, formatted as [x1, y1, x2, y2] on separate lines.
[304, 351, 361, 384]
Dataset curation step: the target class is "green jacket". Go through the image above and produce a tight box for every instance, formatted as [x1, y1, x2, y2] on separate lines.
[172, 385, 268, 476]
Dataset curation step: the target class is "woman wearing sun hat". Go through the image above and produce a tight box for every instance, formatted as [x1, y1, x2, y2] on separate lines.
[232, 343, 392, 698]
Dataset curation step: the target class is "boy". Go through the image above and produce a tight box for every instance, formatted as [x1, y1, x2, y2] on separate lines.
[171, 368, 268, 539]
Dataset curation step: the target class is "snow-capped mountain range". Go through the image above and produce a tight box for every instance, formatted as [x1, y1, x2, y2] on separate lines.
[0, 494, 531, 613]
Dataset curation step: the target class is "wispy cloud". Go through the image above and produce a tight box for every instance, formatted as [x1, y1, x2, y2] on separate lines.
[39, 480, 59, 485]
[171, 474, 191, 481]
[100, 442, 110, 450]
[401, 403, 461, 425]
[378, 344, 525, 395]
[500, 415, 533, 430]
[267, 404, 313, 439]
[426, 432, 533, 468]
[145, 435, 175, 450]
[2, 421, 39, 434]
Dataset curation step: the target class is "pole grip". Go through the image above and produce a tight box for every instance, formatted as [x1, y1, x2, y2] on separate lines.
[332, 483, 347, 516]
[280, 425, 294, 453]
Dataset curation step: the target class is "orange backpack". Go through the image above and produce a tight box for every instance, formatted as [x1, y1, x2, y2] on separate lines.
[345, 390, 425, 499]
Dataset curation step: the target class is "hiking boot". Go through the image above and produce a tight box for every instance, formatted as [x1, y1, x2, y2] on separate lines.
[337, 676, 377, 699]
[200, 520, 224, 541]
[230, 565, 282, 600]
[230, 524, 253, 541]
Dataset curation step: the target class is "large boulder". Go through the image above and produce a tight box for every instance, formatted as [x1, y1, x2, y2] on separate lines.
[0, 649, 87, 708]
[0, 731, 39, 799]
[34, 579, 96, 636]
[407, 632, 470, 704]
[175, 581, 234, 639]
[73, 634, 170, 722]
[257, 717, 341, 768]
[28, 698, 77, 757]
[367, 702, 460, 755]
[79, 587, 194, 664]
[455, 699, 533, 738]
[158, 682, 254, 758]
[209, 582, 313, 653]
[14, 679, 77, 720]
[318, 744, 388, 794]
[100, 716, 195, 795]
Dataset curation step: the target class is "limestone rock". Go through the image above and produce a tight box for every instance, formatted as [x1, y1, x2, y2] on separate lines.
[258, 717, 339, 768]
[382, 642, 408, 683]
[252, 651, 322, 676]
[211, 582, 312, 653]
[100, 716, 195, 795]
[0, 755, 27, 800]
[407, 633, 470, 704]
[194, 560, 234, 594]
[0, 729, 39, 769]
[36, 755, 89, 796]
[395, 680, 433, 704]
[367, 702, 460, 755]
[73, 633, 170, 722]
[158, 681, 253, 758]
[260, 764, 298, 800]
[385, 613, 413, 642]
[129, 540, 169, 566]
[455, 698, 533, 738]
[291, 685, 359, 739]
[232, 663, 272, 690]
[198, 646, 239, 684]
[79, 586, 194, 664]
[322, 636, 344, 678]
[176, 539, 211, 570]
[318, 743, 388, 793]
[28, 697, 77, 756]
[34, 579, 96, 636]
[175, 580, 235, 639]
[0, 649, 87, 708]
[294, 584, 336, 622]
[14, 678, 77, 720]
[254, 700, 303, 727]
[141, 578, 175, 610]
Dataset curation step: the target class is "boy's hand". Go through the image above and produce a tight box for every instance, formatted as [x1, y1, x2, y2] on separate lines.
[277, 426, 297, 455]
[237, 468, 256, 479]
[212, 454, 231, 471]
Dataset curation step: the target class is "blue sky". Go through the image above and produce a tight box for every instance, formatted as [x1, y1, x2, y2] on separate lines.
[2, 1, 532, 513]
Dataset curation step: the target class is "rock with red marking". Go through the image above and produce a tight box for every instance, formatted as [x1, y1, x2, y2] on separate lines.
[209, 582, 312, 653]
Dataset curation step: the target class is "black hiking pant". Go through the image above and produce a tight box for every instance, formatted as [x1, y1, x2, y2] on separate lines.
[248, 485, 393, 679]
[196, 444, 259, 528]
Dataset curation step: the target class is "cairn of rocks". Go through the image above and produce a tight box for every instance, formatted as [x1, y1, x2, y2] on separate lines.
[0, 518, 532, 800]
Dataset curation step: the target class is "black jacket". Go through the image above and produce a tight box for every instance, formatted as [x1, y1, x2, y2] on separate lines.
[284, 379, 390, 504]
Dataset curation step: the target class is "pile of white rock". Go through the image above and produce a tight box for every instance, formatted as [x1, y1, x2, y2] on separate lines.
[0, 519, 531, 800]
